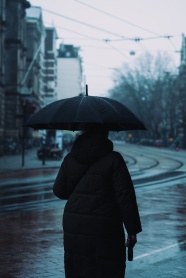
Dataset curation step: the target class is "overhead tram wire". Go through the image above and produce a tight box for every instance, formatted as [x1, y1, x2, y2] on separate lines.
[44, 20, 180, 45]
[108, 35, 168, 42]
[72, 0, 182, 53]
[105, 34, 181, 54]
[45, 20, 178, 44]
[44, 20, 180, 48]
[42, 10, 181, 62]
[164, 35, 179, 51]
[44, 21, 102, 42]
[72, 0, 162, 37]
[42, 8, 129, 39]
[44, 23, 180, 54]
[42, 10, 145, 60]
[43, 24, 132, 62]
[132, 38, 147, 51]
[104, 40, 131, 61]
[43, 23, 133, 61]
[40, 4, 182, 61]
[42, 10, 181, 52]
[44, 21, 180, 53]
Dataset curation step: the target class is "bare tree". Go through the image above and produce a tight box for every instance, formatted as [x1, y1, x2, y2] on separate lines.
[109, 51, 178, 143]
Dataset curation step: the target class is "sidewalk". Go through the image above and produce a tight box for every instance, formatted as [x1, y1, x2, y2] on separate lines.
[126, 249, 186, 277]
[1, 202, 185, 278]
[1, 145, 186, 277]
[0, 147, 62, 181]
[1, 144, 186, 180]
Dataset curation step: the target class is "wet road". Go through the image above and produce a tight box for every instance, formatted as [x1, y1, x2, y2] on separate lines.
[0, 143, 186, 277]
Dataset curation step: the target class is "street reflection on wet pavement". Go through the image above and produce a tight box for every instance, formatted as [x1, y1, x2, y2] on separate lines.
[134, 184, 186, 259]
[0, 206, 65, 277]
[1, 144, 186, 277]
[0, 179, 186, 277]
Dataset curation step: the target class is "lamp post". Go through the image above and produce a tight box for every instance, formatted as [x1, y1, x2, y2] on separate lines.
[16, 98, 27, 167]
[21, 100, 26, 167]
[42, 136, 46, 166]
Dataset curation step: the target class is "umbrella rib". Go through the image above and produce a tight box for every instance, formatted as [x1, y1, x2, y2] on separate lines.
[25, 95, 146, 131]
[74, 96, 86, 122]
[94, 97, 121, 120]
[97, 97, 141, 122]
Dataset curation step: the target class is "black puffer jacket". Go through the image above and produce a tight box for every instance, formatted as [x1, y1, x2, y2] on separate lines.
[53, 132, 142, 278]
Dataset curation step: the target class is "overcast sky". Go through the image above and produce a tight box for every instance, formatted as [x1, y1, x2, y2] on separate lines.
[29, 0, 186, 96]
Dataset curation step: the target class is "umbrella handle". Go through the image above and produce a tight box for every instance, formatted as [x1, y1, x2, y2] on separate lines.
[128, 247, 133, 261]
[86, 84, 88, 96]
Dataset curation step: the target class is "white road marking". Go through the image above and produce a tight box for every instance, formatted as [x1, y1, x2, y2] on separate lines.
[134, 241, 186, 260]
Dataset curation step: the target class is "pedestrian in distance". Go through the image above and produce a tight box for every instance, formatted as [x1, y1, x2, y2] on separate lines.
[53, 127, 142, 278]
[175, 141, 180, 151]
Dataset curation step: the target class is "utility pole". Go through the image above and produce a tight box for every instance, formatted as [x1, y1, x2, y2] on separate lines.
[21, 101, 26, 167]
[19, 41, 42, 167]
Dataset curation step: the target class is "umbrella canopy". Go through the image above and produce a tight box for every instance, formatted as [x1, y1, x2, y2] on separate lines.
[24, 95, 147, 131]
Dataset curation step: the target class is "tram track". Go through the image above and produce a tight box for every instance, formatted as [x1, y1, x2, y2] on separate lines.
[114, 143, 186, 191]
[121, 152, 159, 170]
[115, 144, 184, 173]
[0, 144, 186, 215]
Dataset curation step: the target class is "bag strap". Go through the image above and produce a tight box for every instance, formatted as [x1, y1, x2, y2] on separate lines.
[75, 156, 104, 188]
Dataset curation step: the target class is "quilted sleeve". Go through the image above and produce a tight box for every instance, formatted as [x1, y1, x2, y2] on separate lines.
[112, 152, 142, 235]
[53, 155, 69, 200]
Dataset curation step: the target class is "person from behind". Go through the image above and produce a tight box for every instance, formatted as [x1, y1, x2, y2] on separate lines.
[53, 127, 142, 278]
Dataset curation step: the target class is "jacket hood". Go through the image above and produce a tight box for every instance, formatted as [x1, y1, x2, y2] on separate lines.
[70, 132, 113, 165]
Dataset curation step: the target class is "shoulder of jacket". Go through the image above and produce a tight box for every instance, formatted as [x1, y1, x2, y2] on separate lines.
[105, 151, 125, 166]
[111, 152, 127, 174]
[62, 153, 72, 166]
[108, 151, 123, 159]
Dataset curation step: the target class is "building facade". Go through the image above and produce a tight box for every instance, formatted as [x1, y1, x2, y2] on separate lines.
[25, 6, 46, 109]
[57, 44, 83, 99]
[43, 27, 58, 106]
[0, 2, 49, 153]
[4, 0, 30, 143]
[1, 4, 84, 153]
[179, 34, 186, 148]
[0, 0, 6, 149]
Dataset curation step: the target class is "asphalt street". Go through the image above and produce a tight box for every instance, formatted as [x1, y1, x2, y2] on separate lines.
[0, 143, 186, 277]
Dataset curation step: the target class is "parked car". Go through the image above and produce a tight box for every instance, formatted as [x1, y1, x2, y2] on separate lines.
[3, 139, 21, 155]
[139, 138, 154, 146]
[37, 144, 62, 160]
[153, 139, 164, 147]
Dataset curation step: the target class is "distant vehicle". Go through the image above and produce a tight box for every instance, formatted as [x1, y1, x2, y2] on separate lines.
[62, 133, 75, 154]
[3, 140, 20, 155]
[37, 144, 62, 160]
[139, 138, 154, 146]
[154, 139, 164, 147]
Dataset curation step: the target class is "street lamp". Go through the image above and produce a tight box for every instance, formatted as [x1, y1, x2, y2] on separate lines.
[16, 98, 27, 167]
[21, 100, 26, 167]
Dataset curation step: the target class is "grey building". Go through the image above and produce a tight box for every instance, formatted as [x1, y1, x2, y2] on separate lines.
[0, 0, 6, 149]
[179, 34, 186, 148]
[4, 0, 30, 143]
[43, 27, 58, 106]
[57, 44, 83, 99]
[0, 2, 59, 154]
[25, 6, 46, 109]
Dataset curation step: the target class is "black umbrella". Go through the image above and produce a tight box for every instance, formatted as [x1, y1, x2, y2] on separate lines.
[24, 91, 146, 131]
